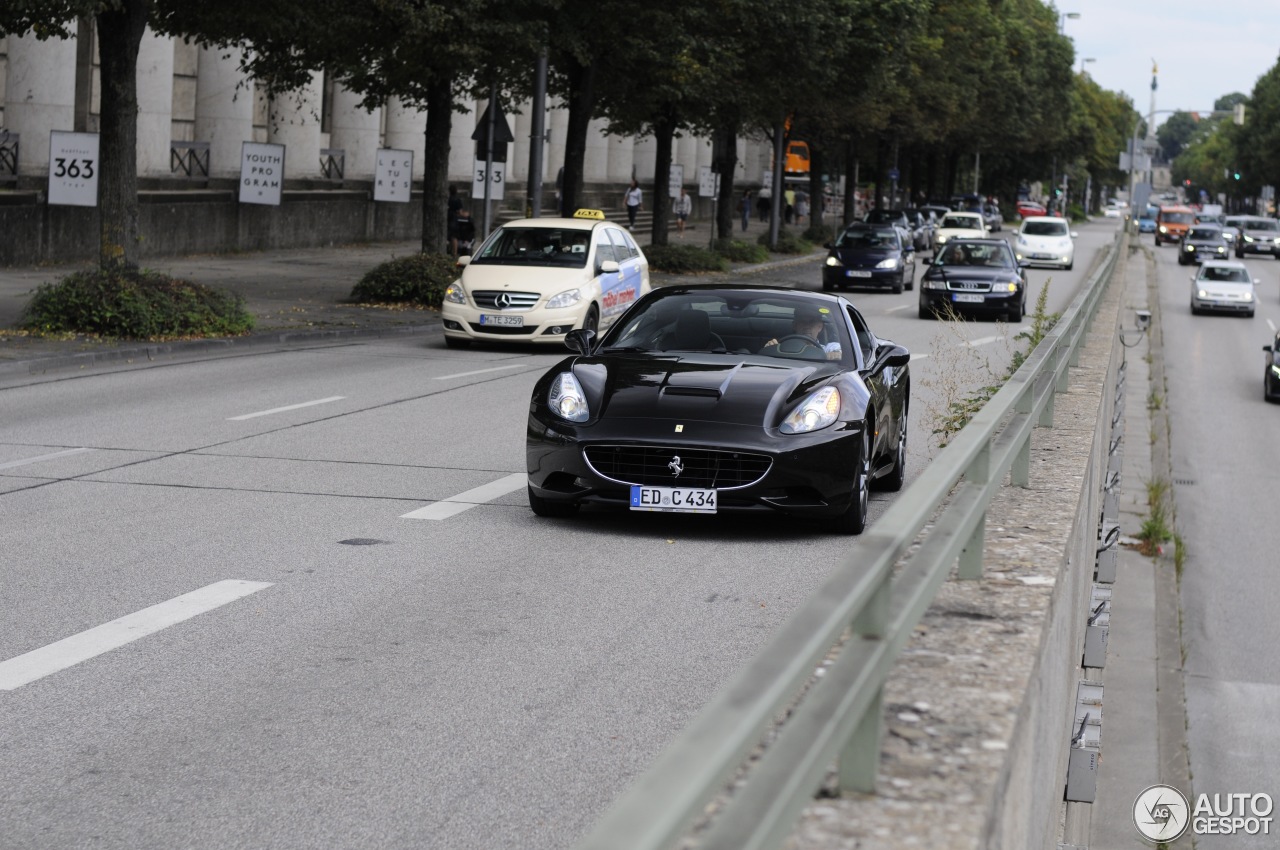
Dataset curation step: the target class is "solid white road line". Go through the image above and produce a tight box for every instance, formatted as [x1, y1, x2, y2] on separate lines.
[0, 447, 92, 471]
[227, 396, 345, 421]
[961, 335, 1002, 348]
[910, 353, 930, 361]
[0, 580, 273, 691]
[434, 364, 527, 381]
[1268, 318, 1277, 333]
[884, 305, 911, 314]
[401, 472, 528, 520]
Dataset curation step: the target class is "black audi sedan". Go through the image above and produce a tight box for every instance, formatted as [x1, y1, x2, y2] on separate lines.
[1177, 224, 1228, 265]
[1264, 331, 1280, 402]
[918, 238, 1028, 322]
[822, 223, 916, 293]
[526, 285, 911, 534]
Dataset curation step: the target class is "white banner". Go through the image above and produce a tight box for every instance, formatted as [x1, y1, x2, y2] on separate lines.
[47, 131, 100, 207]
[239, 142, 285, 206]
[472, 160, 506, 200]
[373, 149, 413, 203]
[669, 163, 684, 198]
[697, 165, 721, 198]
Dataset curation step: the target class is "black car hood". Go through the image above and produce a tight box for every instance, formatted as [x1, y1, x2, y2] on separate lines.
[573, 354, 846, 427]
[922, 265, 1020, 283]
[831, 246, 900, 268]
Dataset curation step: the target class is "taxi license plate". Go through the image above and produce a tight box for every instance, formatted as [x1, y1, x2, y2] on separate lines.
[630, 485, 717, 514]
[846, 270, 873, 278]
[953, 293, 985, 303]
[479, 314, 524, 327]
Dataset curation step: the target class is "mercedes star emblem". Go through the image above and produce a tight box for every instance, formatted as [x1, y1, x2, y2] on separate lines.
[495, 292, 512, 309]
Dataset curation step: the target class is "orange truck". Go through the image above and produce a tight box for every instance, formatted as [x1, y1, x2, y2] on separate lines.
[1155, 205, 1195, 246]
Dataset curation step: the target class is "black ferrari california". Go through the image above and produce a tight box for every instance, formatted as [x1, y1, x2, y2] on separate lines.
[526, 286, 911, 533]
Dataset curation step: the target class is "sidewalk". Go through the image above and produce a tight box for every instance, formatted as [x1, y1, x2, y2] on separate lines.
[0, 214, 822, 376]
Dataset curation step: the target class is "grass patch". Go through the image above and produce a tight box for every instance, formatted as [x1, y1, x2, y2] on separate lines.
[1138, 477, 1174, 556]
[21, 268, 254, 339]
[349, 252, 459, 308]
[644, 244, 729, 274]
[756, 227, 813, 255]
[713, 238, 770, 265]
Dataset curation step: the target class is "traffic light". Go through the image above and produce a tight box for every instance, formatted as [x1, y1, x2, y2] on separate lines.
[1184, 179, 1191, 187]
[1233, 172, 1241, 181]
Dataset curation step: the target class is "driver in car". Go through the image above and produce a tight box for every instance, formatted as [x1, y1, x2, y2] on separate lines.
[760, 305, 842, 360]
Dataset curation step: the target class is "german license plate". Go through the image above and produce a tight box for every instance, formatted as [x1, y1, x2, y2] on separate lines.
[953, 293, 984, 303]
[629, 485, 717, 514]
[479, 314, 524, 327]
[846, 270, 873, 278]
[1032, 252, 1053, 259]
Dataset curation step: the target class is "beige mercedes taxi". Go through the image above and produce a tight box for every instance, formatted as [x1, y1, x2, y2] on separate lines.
[440, 209, 650, 348]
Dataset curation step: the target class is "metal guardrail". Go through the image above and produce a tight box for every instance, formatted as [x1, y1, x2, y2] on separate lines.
[574, 231, 1124, 850]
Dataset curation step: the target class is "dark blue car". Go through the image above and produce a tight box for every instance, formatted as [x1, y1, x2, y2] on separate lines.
[823, 224, 916, 294]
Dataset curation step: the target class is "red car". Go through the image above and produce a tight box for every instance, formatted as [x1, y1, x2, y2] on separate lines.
[1017, 201, 1047, 219]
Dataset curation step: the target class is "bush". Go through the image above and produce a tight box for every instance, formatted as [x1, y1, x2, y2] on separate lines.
[643, 244, 729, 273]
[713, 238, 770, 264]
[756, 227, 813, 255]
[21, 268, 254, 339]
[350, 252, 459, 307]
[803, 223, 837, 245]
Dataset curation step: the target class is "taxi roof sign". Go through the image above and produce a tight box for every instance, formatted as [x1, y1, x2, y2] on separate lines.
[573, 209, 606, 220]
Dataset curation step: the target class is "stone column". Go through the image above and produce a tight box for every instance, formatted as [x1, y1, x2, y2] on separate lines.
[135, 28, 174, 176]
[195, 46, 253, 178]
[546, 102, 569, 194]
[632, 135, 656, 183]
[510, 99, 532, 187]
[328, 85, 380, 180]
[3, 31, 78, 174]
[606, 135, 634, 184]
[383, 96, 426, 179]
[267, 69, 323, 180]
[583, 117, 608, 184]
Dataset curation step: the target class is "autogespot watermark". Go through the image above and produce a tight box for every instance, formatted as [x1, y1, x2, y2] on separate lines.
[1133, 784, 1274, 842]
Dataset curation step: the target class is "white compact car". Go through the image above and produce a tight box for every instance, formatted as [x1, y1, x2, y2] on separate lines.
[441, 210, 650, 348]
[932, 212, 987, 256]
[1014, 216, 1077, 270]
[1190, 259, 1256, 317]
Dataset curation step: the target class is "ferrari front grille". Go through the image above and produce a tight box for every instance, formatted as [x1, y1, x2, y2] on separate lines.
[584, 445, 772, 489]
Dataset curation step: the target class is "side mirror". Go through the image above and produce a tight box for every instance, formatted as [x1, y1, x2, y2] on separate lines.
[456, 255, 472, 268]
[565, 328, 597, 355]
[1018, 259, 1031, 268]
[599, 260, 620, 275]
[877, 344, 912, 368]
[1264, 345, 1273, 353]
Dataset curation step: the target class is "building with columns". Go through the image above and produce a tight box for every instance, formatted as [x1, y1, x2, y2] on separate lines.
[1, 26, 772, 212]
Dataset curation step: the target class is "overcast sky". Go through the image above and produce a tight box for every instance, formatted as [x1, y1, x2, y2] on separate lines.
[1061, 0, 1278, 127]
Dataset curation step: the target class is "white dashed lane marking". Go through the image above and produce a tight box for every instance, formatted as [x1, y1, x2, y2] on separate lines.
[0, 448, 92, 471]
[227, 396, 346, 421]
[961, 335, 1002, 348]
[0, 580, 273, 690]
[434, 364, 527, 380]
[400, 473, 528, 520]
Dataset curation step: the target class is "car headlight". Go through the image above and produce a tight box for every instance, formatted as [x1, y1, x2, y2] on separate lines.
[1216, 246, 1225, 253]
[1184, 244, 1194, 252]
[1272, 364, 1280, 377]
[1197, 289, 1208, 298]
[875, 258, 899, 269]
[780, 386, 841, 434]
[546, 287, 583, 310]
[1244, 234, 1255, 242]
[1243, 291, 1254, 301]
[547, 372, 589, 422]
[825, 256, 842, 267]
[922, 277, 948, 290]
[998, 282, 1019, 293]
[443, 281, 466, 304]
[935, 234, 949, 244]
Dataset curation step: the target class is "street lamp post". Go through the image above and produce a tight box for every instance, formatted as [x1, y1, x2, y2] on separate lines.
[1080, 57, 1096, 75]
[1059, 11, 1080, 33]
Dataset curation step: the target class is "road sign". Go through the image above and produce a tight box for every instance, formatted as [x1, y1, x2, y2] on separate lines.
[471, 104, 514, 163]
[697, 165, 720, 198]
[888, 167, 900, 181]
[669, 163, 684, 198]
[47, 131, 100, 207]
[472, 160, 505, 200]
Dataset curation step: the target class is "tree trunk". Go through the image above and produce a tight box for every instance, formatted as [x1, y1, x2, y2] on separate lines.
[95, 1, 150, 274]
[843, 138, 857, 227]
[713, 123, 737, 241]
[421, 75, 453, 254]
[650, 114, 675, 247]
[562, 58, 596, 216]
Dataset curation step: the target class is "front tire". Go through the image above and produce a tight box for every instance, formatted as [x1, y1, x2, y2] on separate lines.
[528, 485, 579, 518]
[827, 425, 871, 534]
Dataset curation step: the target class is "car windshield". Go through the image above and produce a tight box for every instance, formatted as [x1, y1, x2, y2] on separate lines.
[471, 226, 591, 268]
[1161, 212, 1194, 224]
[1023, 221, 1068, 236]
[1245, 219, 1280, 232]
[1188, 227, 1221, 240]
[942, 214, 981, 229]
[837, 228, 899, 249]
[936, 243, 1012, 267]
[865, 210, 904, 225]
[600, 290, 855, 365]
[1199, 266, 1250, 283]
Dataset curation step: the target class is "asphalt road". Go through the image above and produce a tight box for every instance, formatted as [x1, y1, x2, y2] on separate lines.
[1155, 239, 1280, 848]
[0, 222, 1116, 850]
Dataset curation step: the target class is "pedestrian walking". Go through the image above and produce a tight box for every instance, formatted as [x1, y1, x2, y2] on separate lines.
[623, 179, 643, 230]
[447, 185, 463, 257]
[740, 190, 752, 232]
[757, 188, 771, 222]
[673, 187, 693, 237]
[795, 189, 809, 227]
[784, 187, 796, 224]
